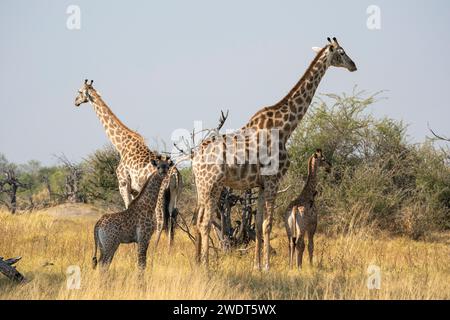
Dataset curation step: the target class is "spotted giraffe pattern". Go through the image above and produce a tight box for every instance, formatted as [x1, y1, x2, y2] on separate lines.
[74, 81, 182, 245]
[192, 38, 356, 270]
[285, 149, 330, 269]
[92, 156, 174, 271]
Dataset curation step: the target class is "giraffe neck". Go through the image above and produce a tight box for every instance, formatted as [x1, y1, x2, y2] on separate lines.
[88, 90, 142, 156]
[129, 172, 164, 213]
[244, 46, 330, 144]
[280, 47, 330, 142]
[299, 157, 318, 200]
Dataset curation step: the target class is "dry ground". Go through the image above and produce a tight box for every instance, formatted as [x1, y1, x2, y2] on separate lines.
[0, 205, 449, 300]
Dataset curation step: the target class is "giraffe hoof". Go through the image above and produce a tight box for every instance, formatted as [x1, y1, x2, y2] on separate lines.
[263, 264, 270, 272]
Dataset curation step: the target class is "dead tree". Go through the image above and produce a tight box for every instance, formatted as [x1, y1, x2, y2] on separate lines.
[0, 168, 28, 214]
[212, 188, 258, 251]
[55, 154, 84, 203]
[0, 256, 25, 283]
[214, 186, 291, 251]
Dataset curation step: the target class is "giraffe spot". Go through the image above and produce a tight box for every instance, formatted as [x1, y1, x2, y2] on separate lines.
[289, 103, 296, 113]
[274, 119, 283, 127]
[295, 97, 303, 105]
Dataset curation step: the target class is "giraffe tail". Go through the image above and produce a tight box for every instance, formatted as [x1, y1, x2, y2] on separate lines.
[92, 223, 99, 269]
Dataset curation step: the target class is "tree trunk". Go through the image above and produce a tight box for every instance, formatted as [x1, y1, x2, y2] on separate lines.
[0, 257, 25, 283]
[10, 184, 17, 214]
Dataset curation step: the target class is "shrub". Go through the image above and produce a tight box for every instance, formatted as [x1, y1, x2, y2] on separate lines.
[282, 89, 450, 238]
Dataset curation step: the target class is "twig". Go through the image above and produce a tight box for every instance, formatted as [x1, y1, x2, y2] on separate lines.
[428, 123, 450, 142]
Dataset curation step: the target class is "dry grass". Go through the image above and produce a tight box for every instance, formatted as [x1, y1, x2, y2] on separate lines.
[0, 206, 449, 300]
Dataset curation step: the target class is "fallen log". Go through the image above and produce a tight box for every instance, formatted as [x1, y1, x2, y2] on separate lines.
[0, 256, 25, 283]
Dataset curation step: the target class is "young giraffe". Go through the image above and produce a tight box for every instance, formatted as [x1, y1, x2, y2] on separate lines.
[192, 37, 356, 270]
[74, 81, 182, 246]
[92, 155, 174, 271]
[285, 149, 331, 269]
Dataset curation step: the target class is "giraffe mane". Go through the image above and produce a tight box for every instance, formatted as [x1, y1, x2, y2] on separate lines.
[105, 108, 147, 143]
[275, 45, 329, 106]
[245, 45, 329, 123]
[91, 89, 147, 143]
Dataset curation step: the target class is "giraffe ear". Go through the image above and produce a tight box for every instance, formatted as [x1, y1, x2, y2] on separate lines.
[312, 47, 322, 53]
[151, 159, 158, 167]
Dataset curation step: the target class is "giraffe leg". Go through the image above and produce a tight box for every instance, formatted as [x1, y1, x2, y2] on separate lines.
[99, 243, 118, 272]
[116, 164, 132, 208]
[198, 215, 211, 266]
[137, 238, 150, 271]
[254, 189, 264, 270]
[153, 224, 163, 255]
[195, 207, 205, 264]
[307, 230, 315, 266]
[289, 237, 296, 270]
[167, 173, 180, 248]
[197, 185, 221, 266]
[262, 188, 276, 271]
[296, 233, 306, 270]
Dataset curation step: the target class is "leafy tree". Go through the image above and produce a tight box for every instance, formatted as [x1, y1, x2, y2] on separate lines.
[79, 145, 122, 209]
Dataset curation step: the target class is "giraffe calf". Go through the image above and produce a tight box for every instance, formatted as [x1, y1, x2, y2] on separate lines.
[284, 149, 330, 269]
[92, 156, 174, 271]
[286, 200, 316, 269]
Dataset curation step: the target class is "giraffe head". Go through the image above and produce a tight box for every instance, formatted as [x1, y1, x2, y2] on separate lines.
[313, 37, 357, 72]
[311, 149, 332, 173]
[74, 79, 95, 107]
[150, 155, 174, 177]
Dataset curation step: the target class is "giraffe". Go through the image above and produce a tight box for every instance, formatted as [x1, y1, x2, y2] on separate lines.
[285, 149, 331, 269]
[153, 165, 180, 249]
[192, 37, 356, 270]
[74, 80, 182, 247]
[92, 155, 173, 271]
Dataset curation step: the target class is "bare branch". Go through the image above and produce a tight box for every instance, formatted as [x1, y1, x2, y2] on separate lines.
[428, 123, 450, 142]
[217, 109, 229, 132]
[277, 185, 291, 195]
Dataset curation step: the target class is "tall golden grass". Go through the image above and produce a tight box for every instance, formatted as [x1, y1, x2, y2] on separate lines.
[0, 206, 449, 300]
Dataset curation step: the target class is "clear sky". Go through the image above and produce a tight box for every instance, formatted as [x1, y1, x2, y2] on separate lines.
[1, 0, 449, 165]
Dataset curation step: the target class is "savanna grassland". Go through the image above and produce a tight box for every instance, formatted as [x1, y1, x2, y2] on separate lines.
[0, 205, 449, 300]
[1, 91, 449, 300]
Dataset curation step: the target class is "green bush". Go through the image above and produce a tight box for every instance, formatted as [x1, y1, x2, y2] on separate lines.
[79, 145, 122, 209]
[282, 89, 450, 238]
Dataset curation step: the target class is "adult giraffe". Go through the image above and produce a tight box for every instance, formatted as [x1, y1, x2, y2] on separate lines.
[74, 80, 182, 246]
[192, 37, 357, 270]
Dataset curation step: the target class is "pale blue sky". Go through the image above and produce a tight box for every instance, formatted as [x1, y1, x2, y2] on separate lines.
[1, 0, 449, 164]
